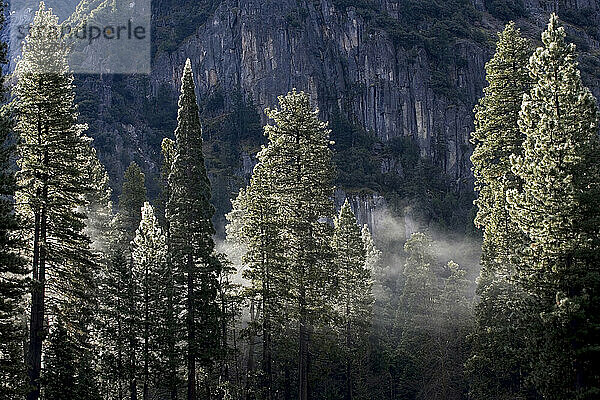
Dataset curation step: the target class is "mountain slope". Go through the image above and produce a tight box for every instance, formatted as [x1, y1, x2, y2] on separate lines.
[73, 0, 600, 234]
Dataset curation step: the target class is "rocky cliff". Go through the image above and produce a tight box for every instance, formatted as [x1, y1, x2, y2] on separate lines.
[72, 0, 600, 233]
[151, 0, 488, 182]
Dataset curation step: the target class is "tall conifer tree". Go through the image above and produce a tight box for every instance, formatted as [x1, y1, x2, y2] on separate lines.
[361, 224, 382, 277]
[260, 90, 335, 400]
[331, 200, 372, 400]
[157, 137, 180, 400]
[14, 4, 99, 399]
[167, 58, 221, 400]
[132, 202, 167, 400]
[232, 161, 286, 399]
[467, 22, 533, 399]
[116, 162, 147, 400]
[83, 153, 118, 397]
[394, 232, 439, 399]
[508, 14, 600, 399]
[227, 90, 335, 398]
[117, 162, 147, 241]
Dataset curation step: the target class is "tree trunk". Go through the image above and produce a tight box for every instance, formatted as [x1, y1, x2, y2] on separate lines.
[27, 143, 48, 400]
[130, 258, 138, 400]
[262, 252, 272, 400]
[26, 208, 41, 400]
[298, 289, 308, 400]
[187, 254, 196, 400]
[284, 367, 291, 400]
[220, 275, 229, 381]
[118, 277, 124, 400]
[345, 289, 354, 400]
[262, 310, 272, 400]
[143, 264, 149, 400]
[130, 373, 137, 400]
[345, 301, 352, 400]
[245, 300, 258, 400]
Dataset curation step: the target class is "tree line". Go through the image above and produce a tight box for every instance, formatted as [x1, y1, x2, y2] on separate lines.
[1, 3, 599, 400]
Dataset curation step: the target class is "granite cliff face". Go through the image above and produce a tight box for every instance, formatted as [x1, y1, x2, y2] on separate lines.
[73, 0, 600, 231]
[151, 0, 488, 183]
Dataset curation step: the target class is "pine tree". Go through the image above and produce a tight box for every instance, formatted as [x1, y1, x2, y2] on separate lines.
[131, 203, 167, 400]
[396, 232, 438, 332]
[0, 1, 27, 394]
[156, 138, 180, 400]
[227, 90, 335, 398]
[260, 90, 335, 400]
[82, 152, 118, 398]
[360, 224, 393, 349]
[331, 200, 372, 400]
[102, 249, 129, 399]
[115, 162, 147, 400]
[14, 4, 99, 399]
[224, 188, 248, 267]
[167, 58, 221, 400]
[226, 188, 265, 396]
[97, 162, 147, 400]
[117, 162, 147, 242]
[467, 22, 533, 399]
[507, 14, 600, 399]
[231, 161, 287, 398]
[395, 232, 439, 399]
[437, 261, 472, 399]
[471, 22, 531, 262]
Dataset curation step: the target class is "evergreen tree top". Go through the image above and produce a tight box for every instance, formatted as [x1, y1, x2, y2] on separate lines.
[174, 58, 202, 146]
[509, 13, 600, 259]
[541, 14, 572, 54]
[263, 89, 331, 145]
[168, 56, 215, 251]
[119, 162, 146, 214]
[335, 200, 360, 232]
[116, 162, 147, 243]
[333, 200, 363, 247]
[479, 21, 530, 97]
[16, 2, 69, 76]
[135, 202, 162, 238]
[470, 20, 531, 239]
[171, 57, 208, 185]
[517, 13, 598, 158]
[132, 202, 166, 267]
[404, 232, 434, 272]
[259, 89, 334, 221]
[472, 21, 530, 150]
[528, 13, 577, 82]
